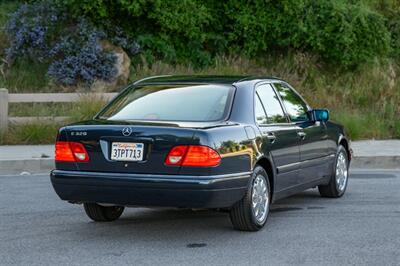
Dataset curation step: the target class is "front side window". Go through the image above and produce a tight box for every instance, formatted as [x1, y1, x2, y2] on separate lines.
[256, 84, 287, 124]
[274, 83, 310, 122]
[97, 84, 234, 122]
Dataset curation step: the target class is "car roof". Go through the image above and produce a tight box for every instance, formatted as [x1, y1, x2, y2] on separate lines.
[133, 75, 284, 86]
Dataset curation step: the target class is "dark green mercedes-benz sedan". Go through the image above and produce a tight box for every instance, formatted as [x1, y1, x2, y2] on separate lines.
[51, 75, 351, 231]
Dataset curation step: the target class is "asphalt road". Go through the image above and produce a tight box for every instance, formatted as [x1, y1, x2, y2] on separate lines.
[1, 169, 399, 266]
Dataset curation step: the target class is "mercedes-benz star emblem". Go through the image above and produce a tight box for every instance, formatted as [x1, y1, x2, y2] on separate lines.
[122, 127, 132, 136]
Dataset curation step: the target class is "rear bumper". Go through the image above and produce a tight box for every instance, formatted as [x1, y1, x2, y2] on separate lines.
[50, 170, 251, 208]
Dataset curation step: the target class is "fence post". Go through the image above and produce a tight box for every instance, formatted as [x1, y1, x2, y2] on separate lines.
[0, 88, 8, 134]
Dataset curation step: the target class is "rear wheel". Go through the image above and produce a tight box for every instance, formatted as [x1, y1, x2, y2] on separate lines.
[318, 145, 349, 198]
[83, 203, 124, 222]
[229, 166, 271, 231]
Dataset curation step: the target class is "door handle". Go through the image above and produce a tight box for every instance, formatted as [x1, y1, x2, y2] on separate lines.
[297, 131, 306, 140]
[264, 132, 276, 143]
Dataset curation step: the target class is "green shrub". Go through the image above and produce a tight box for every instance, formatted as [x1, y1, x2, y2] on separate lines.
[305, 1, 390, 67]
[359, 0, 400, 59]
[56, 0, 218, 66]
[55, 0, 392, 68]
[226, 0, 391, 67]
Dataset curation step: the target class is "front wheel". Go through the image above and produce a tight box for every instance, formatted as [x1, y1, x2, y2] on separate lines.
[318, 145, 349, 198]
[229, 166, 271, 231]
[83, 203, 124, 222]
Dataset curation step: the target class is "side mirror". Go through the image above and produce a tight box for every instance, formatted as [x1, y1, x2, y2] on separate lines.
[313, 109, 329, 122]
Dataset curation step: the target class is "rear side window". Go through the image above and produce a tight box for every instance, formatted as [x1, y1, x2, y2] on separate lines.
[274, 83, 310, 122]
[97, 84, 234, 122]
[255, 94, 268, 124]
[256, 84, 288, 124]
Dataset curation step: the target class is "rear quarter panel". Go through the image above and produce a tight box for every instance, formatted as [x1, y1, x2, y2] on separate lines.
[179, 125, 255, 176]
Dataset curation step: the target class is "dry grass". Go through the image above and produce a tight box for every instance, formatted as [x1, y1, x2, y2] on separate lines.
[68, 94, 108, 122]
[130, 54, 400, 139]
[1, 54, 399, 145]
[0, 123, 61, 145]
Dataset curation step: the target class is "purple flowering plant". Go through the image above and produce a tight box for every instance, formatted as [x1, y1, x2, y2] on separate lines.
[5, 0, 139, 87]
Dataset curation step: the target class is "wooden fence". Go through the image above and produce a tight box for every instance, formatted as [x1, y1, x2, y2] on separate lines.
[0, 88, 117, 133]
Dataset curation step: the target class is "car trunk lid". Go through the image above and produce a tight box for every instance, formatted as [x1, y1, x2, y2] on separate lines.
[63, 120, 207, 175]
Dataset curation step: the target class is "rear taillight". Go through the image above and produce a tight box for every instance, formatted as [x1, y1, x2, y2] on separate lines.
[55, 141, 90, 162]
[165, 145, 188, 165]
[165, 145, 221, 167]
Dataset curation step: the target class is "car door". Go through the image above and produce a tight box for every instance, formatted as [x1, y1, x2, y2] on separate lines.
[273, 82, 329, 184]
[255, 83, 301, 192]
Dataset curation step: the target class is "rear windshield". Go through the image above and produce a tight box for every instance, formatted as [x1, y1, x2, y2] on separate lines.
[97, 84, 235, 122]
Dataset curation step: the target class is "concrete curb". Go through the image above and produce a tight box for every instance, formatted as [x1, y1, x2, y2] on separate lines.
[351, 156, 400, 170]
[0, 156, 398, 176]
[0, 158, 54, 175]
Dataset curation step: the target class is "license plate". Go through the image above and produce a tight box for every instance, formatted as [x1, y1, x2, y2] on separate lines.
[111, 142, 144, 161]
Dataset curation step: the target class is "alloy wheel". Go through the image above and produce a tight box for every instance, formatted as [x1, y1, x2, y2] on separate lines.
[251, 175, 269, 224]
[335, 151, 348, 192]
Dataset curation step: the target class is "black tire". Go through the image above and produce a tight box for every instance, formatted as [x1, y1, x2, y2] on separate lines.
[318, 145, 349, 198]
[229, 166, 271, 231]
[83, 203, 124, 222]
